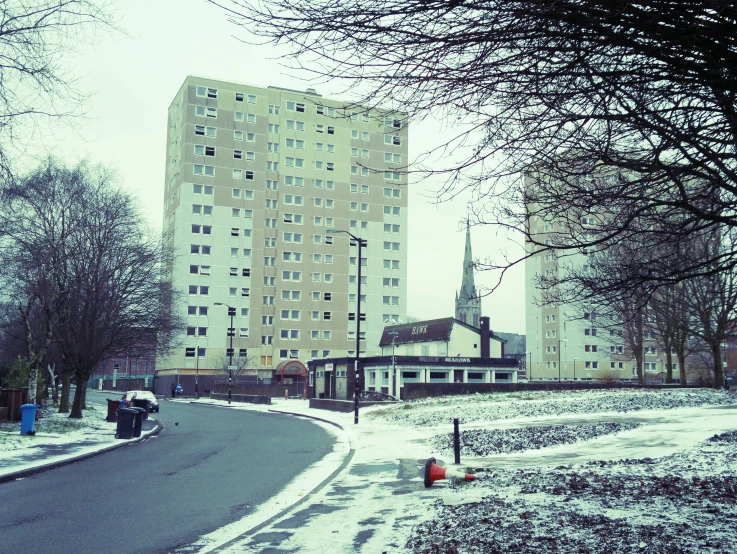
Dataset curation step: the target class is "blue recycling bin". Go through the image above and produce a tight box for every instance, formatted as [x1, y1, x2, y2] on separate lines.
[20, 404, 39, 435]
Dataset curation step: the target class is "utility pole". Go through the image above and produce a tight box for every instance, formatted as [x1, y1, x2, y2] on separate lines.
[327, 228, 367, 424]
[214, 302, 236, 404]
[389, 330, 399, 397]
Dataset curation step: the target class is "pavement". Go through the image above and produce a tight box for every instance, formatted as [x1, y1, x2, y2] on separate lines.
[0, 412, 160, 484]
[2, 395, 736, 553]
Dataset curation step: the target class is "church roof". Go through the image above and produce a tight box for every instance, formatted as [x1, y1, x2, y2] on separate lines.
[379, 317, 505, 347]
[495, 332, 526, 356]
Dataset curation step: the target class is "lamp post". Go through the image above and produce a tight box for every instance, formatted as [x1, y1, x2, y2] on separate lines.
[573, 357, 577, 381]
[557, 338, 561, 382]
[327, 228, 367, 424]
[214, 302, 236, 404]
[389, 330, 399, 397]
[195, 343, 199, 399]
[526, 351, 532, 381]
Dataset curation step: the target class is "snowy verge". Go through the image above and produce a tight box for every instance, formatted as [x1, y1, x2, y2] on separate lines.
[430, 422, 641, 457]
[406, 427, 737, 553]
[364, 388, 735, 427]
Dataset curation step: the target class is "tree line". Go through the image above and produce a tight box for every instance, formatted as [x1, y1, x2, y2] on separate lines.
[0, 159, 182, 417]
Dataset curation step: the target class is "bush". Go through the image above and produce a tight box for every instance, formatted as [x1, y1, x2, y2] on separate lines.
[597, 368, 621, 385]
[1, 356, 30, 388]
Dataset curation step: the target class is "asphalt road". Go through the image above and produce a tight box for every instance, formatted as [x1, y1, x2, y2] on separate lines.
[0, 391, 335, 554]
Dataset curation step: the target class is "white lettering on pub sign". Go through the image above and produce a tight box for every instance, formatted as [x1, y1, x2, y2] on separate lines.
[444, 357, 471, 363]
[411, 325, 428, 335]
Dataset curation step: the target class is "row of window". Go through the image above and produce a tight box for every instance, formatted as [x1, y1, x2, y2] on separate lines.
[199, 106, 402, 135]
[542, 360, 676, 371]
[545, 344, 654, 355]
[184, 347, 336, 362]
[196, 86, 256, 104]
[190, 181, 402, 204]
[193, 118, 403, 144]
[196, 162, 404, 182]
[190, 225, 403, 254]
[197, 87, 403, 128]
[546, 327, 657, 341]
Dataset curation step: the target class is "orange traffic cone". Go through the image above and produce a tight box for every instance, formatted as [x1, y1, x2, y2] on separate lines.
[423, 457, 476, 488]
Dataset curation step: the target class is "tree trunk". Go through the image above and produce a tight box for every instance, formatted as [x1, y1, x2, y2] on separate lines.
[47, 364, 58, 405]
[664, 341, 673, 383]
[28, 364, 38, 406]
[69, 378, 87, 418]
[712, 343, 724, 390]
[678, 351, 688, 386]
[635, 353, 644, 385]
[59, 372, 71, 413]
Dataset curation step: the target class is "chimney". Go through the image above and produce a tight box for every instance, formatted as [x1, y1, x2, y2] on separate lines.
[480, 316, 490, 358]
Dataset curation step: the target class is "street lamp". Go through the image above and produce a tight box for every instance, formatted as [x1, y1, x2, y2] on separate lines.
[195, 343, 200, 399]
[573, 357, 578, 381]
[389, 330, 399, 397]
[214, 302, 236, 404]
[327, 228, 367, 425]
[559, 338, 569, 382]
[526, 351, 532, 381]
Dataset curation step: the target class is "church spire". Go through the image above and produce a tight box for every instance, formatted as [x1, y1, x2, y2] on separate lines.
[460, 219, 476, 299]
[455, 219, 482, 327]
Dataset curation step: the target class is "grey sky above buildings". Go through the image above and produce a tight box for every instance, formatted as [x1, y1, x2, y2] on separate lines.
[35, 0, 525, 333]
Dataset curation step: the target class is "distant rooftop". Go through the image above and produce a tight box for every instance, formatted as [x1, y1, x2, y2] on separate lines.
[495, 332, 526, 356]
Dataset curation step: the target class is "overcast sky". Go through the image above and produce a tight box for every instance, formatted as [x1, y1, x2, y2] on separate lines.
[40, 0, 525, 334]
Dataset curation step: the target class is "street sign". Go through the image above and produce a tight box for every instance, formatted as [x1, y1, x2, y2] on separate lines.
[227, 365, 238, 370]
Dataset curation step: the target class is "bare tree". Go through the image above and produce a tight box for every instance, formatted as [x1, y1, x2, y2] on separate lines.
[1, 158, 183, 418]
[0, 159, 82, 404]
[211, 352, 256, 390]
[648, 283, 696, 386]
[683, 229, 737, 388]
[217, 0, 737, 296]
[0, 1, 115, 179]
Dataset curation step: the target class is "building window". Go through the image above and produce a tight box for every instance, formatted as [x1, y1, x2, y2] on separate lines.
[196, 86, 218, 99]
[195, 125, 216, 137]
[196, 105, 217, 118]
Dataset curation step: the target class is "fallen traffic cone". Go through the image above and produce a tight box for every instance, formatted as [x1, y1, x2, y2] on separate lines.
[423, 457, 476, 488]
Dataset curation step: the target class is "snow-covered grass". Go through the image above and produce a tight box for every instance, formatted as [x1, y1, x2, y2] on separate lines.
[365, 388, 735, 427]
[0, 404, 115, 455]
[407, 430, 737, 553]
[429, 422, 642, 457]
[396, 389, 737, 554]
